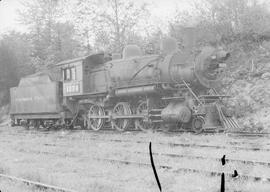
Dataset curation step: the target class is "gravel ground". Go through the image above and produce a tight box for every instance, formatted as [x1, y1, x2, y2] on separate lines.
[0, 126, 269, 192]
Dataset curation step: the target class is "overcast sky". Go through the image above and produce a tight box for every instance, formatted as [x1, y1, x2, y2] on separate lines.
[0, 0, 192, 35]
[0, 0, 24, 34]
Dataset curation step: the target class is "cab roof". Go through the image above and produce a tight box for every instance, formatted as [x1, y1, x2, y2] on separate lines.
[54, 53, 107, 67]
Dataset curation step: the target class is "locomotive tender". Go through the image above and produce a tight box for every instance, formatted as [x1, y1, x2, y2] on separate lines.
[10, 27, 239, 133]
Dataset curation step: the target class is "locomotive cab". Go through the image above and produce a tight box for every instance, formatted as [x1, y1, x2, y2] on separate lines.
[82, 53, 111, 94]
[56, 53, 111, 96]
[57, 57, 84, 96]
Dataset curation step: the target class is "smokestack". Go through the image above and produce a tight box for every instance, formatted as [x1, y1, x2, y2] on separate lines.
[181, 26, 196, 53]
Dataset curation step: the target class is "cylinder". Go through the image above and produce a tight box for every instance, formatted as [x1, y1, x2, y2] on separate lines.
[161, 102, 191, 123]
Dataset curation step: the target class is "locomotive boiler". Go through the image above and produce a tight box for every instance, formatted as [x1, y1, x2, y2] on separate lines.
[10, 27, 239, 133]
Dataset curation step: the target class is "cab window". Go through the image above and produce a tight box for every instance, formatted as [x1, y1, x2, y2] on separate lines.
[71, 67, 76, 80]
[63, 67, 76, 81]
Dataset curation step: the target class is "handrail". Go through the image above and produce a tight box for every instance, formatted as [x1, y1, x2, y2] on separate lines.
[182, 80, 202, 105]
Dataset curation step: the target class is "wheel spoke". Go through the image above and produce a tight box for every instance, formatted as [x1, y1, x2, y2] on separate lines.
[112, 102, 131, 131]
[135, 101, 154, 131]
[88, 105, 105, 131]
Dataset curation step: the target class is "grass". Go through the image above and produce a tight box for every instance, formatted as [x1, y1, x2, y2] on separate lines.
[0, 126, 270, 191]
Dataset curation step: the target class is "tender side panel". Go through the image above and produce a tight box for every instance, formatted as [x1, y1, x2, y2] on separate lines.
[10, 82, 61, 115]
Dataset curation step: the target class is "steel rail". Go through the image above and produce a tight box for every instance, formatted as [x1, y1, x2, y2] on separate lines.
[3, 129, 270, 152]
[8, 125, 270, 137]
[108, 138, 270, 152]
[3, 139, 270, 186]
[226, 131, 270, 137]
[96, 157, 270, 183]
[134, 151, 270, 167]
[13, 143, 270, 169]
[0, 173, 77, 192]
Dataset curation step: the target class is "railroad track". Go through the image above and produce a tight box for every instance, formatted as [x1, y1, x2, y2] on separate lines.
[0, 173, 77, 192]
[135, 151, 270, 167]
[6, 125, 270, 140]
[8, 125, 270, 137]
[3, 129, 270, 153]
[96, 157, 270, 183]
[14, 143, 270, 169]
[108, 138, 270, 152]
[11, 143, 270, 179]
[2, 133, 270, 189]
[6, 125, 270, 144]
[227, 131, 270, 137]
[2, 136, 270, 168]
[10, 134, 270, 153]
[12, 141, 270, 170]
[2, 126, 270, 191]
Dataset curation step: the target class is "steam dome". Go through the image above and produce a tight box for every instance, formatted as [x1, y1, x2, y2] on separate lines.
[160, 37, 177, 54]
[112, 53, 121, 60]
[122, 45, 142, 59]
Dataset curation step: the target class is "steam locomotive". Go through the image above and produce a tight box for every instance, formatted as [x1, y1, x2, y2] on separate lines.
[10, 27, 239, 133]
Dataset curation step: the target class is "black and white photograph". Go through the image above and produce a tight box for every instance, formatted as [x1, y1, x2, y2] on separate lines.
[0, 0, 270, 191]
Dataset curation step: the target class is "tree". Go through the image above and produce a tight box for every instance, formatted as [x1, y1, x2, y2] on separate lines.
[73, 0, 149, 53]
[18, 0, 79, 70]
[170, 0, 270, 46]
[0, 32, 34, 80]
[0, 32, 35, 104]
